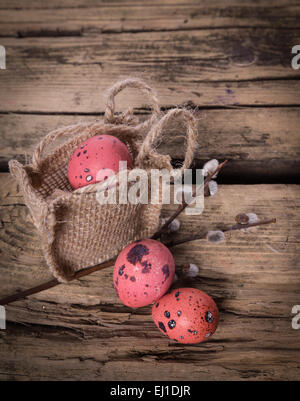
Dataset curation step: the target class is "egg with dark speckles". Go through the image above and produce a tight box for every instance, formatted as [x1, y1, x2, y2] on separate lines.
[68, 135, 133, 190]
[113, 239, 175, 308]
[152, 288, 219, 344]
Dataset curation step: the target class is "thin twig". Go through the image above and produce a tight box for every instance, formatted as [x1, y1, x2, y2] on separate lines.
[0, 216, 276, 306]
[165, 218, 277, 248]
[0, 258, 116, 306]
[152, 160, 228, 239]
[0, 279, 59, 306]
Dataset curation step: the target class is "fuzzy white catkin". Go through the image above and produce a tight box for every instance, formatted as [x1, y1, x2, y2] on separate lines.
[186, 263, 199, 277]
[203, 159, 219, 176]
[208, 180, 218, 196]
[240, 213, 260, 233]
[246, 213, 259, 224]
[169, 218, 181, 232]
[207, 230, 225, 244]
[161, 218, 181, 232]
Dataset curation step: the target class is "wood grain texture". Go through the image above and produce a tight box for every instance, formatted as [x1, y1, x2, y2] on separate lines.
[0, 173, 299, 380]
[0, 1, 299, 182]
[0, 27, 299, 114]
[0, 0, 299, 382]
[0, 0, 299, 36]
[1, 107, 299, 181]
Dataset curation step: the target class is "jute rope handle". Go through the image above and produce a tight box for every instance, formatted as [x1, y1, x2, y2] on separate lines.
[136, 108, 197, 171]
[104, 77, 160, 128]
[31, 122, 102, 172]
[32, 78, 160, 172]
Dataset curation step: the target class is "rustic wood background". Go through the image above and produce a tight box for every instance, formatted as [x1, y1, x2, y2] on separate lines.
[0, 0, 299, 381]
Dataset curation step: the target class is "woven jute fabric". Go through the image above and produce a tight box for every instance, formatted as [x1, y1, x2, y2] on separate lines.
[9, 78, 197, 282]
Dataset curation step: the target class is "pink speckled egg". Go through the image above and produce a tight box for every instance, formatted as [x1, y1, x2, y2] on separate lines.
[68, 135, 133, 190]
[113, 239, 175, 308]
[152, 288, 219, 344]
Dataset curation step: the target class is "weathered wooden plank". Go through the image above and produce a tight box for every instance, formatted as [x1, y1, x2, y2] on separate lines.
[0, 173, 299, 379]
[1, 108, 299, 181]
[0, 0, 299, 36]
[0, 28, 299, 113]
[1, 0, 299, 8]
[0, 317, 299, 381]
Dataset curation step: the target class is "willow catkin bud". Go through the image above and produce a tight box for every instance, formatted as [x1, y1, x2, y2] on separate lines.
[207, 230, 225, 244]
[203, 159, 219, 177]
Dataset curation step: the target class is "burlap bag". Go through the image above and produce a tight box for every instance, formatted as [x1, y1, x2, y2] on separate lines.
[9, 78, 197, 282]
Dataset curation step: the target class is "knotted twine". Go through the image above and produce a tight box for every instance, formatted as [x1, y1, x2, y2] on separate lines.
[9, 78, 198, 282]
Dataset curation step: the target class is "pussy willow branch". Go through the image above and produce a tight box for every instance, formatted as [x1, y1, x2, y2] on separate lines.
[0, 259, 115, 306]
[0, 216, 276, 306]
[0, 159, 228, 305]
[152, 159, 228, 239]
[165, 218, 277, 248]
